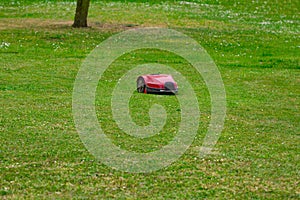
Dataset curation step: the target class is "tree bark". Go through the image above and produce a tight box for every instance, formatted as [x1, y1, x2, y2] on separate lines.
[72, 0, 90, 28]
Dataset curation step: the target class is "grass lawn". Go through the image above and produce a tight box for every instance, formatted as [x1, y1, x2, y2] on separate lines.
[0, 0, 299, 199]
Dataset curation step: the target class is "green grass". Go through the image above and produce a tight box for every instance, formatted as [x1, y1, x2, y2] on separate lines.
[1, 0, 299, 199]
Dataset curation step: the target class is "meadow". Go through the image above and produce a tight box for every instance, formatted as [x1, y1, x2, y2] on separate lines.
[0, 0, 299, 199]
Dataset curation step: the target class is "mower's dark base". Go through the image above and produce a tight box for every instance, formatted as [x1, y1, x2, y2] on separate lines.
[146, 87, 178, 95]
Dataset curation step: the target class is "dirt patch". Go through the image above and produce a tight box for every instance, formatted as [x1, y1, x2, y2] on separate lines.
[0, 18, 145, 32]
[0, 18, 74, 31]
[1, 18, 229, 33]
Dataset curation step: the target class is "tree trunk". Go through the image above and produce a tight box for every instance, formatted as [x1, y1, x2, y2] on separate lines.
[72, 0, 90, 28]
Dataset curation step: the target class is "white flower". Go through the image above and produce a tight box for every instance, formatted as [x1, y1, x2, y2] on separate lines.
[0, 42, 10, 49]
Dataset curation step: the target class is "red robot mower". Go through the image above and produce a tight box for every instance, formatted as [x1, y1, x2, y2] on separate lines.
[137, 74, 178, 94]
